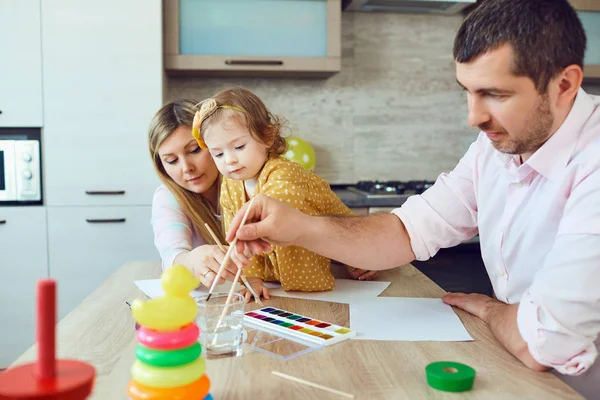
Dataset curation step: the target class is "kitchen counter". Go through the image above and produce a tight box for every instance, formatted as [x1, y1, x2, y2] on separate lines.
[8, 262, 581, 399]
[332, 186, 410, 208]
[332, 185, 481, 245]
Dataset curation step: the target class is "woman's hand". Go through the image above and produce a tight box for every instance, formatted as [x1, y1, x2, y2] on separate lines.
[174, 245, 238, 287]
[239, 277, 270, 304]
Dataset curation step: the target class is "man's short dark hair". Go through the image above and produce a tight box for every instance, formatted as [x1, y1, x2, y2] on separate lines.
[454, 0, 587, 92]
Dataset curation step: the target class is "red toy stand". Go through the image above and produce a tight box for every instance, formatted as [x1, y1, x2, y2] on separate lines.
[0, 280, 95, 400]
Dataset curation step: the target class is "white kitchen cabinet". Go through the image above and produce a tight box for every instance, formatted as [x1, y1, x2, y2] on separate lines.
[47, 206, 159, 319]
[0, 207, 48, 368]
[41, 0, 163, 206]
[0, 0, 43, 127]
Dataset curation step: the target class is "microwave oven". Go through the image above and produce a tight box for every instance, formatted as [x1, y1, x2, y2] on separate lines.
[0, 128, 42, 205]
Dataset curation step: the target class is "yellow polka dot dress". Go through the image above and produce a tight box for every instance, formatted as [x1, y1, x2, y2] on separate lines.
[221, 157, 354, 292]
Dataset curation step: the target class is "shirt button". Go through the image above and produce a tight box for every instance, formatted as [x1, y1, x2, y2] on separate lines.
[499, 270, 506, 277]
[518, 181, 523, 188]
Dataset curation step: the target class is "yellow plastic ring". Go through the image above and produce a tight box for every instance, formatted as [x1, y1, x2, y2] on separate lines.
[131, 357, 206, 388]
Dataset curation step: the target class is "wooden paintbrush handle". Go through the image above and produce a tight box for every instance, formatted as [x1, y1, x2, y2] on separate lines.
[214, 267, 243, 330]
[207, 197, 256, 298]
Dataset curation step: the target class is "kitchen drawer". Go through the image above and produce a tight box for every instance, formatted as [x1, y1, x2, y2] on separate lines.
[43, 135, 160, 206]
[0, 207, 48, 368]
[47, 206, 159, 319]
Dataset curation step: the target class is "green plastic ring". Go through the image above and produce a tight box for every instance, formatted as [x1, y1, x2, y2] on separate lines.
[426, 361, 476, 392]
[135, 342, 202, 367]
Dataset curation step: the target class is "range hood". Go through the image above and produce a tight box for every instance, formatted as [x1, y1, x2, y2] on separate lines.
[343, 0, 476, 14]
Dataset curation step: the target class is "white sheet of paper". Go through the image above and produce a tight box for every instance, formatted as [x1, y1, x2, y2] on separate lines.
[263, 279, 391, 304]
[134, 279, 241, 299]
[350, 297, 473, 341]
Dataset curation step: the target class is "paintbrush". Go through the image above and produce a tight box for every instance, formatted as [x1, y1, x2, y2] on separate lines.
[271, 371, 354, 398]
[206, 197, 256, 302]
[211, 265, 244, 346]
[204, 222, 264, 306]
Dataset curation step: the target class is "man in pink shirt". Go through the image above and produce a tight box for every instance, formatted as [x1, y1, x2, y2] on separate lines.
[226, 0, 599, 397]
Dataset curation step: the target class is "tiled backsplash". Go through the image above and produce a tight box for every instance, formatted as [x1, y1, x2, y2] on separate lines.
[167, 13, 477, 183]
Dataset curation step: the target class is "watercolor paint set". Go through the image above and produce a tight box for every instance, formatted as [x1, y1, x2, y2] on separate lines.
[244, 307, 355, 347]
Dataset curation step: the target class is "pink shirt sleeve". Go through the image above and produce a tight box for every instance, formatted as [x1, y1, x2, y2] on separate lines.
[392, 137, 481, 261]
[517, 152, 600, 375]
[150, 185, 205, 271]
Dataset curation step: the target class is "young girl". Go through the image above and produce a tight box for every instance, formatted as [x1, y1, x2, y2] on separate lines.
[148, 99, 239, 287]
[191, 87, 356, 302]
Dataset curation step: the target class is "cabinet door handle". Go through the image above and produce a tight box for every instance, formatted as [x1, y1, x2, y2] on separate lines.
[225, 60, 283, 66]
[86, 218, 126, 223]
[85, 190, 126, 195]
[0, 220, 6, 224]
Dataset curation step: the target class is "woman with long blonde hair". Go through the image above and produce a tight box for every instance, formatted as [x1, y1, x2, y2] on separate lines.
[148, 99, 238, 287]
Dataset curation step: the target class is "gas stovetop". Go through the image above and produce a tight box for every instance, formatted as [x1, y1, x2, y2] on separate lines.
[347, 180, 435, 199]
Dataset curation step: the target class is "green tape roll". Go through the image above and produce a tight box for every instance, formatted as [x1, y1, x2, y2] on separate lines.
[426, 361, 476, 392]
[135, 342, 202, 367]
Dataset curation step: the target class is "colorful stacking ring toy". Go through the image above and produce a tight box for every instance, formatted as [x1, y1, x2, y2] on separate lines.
[127, 374, 211, 400]
[137, 323, 200, 350]
[135, 342, 201, 367]
[131, 357, 206, 388]
[128, 265, 211, 400]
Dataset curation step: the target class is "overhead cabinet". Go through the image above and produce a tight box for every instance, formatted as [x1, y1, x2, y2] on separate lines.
[164, 0, 341, 77]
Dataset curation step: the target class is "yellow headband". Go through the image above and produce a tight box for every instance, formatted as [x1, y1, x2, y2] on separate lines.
[191, 98, 246, 148]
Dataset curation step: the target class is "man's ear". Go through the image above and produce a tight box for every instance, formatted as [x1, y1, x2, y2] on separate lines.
[555, 64, 583, 108]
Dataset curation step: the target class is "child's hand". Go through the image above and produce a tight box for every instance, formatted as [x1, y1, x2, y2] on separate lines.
[229, 243, 254, 269]
[345, 265, 380, 281]
[239, 277, 270, 304]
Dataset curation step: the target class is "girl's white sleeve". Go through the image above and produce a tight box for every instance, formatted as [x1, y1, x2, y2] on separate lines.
[150, 185, 205, 271]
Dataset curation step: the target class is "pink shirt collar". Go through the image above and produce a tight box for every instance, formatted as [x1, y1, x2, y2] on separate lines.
[495, 88, 595, 181]
[526, 88, 595, 181]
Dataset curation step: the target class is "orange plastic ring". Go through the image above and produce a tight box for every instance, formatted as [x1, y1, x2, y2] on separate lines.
[127, 374, 210, 400]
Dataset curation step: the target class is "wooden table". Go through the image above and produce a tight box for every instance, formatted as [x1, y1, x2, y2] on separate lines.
[10, 262, 581, 399]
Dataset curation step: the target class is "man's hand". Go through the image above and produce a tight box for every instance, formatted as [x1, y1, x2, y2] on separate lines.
[443, 292, 549, 372]
[227, 194, 307, 256]
[442, 292, 497, 320]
